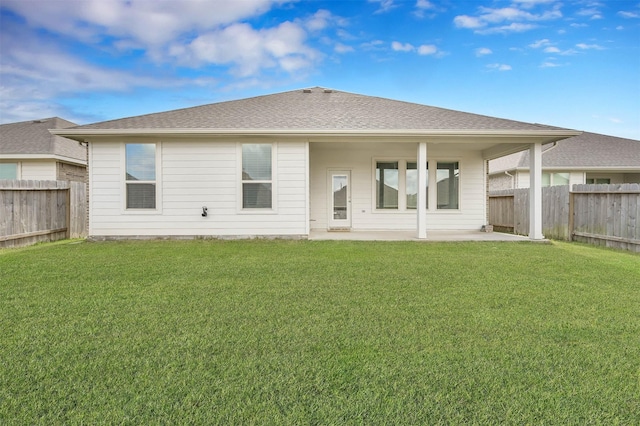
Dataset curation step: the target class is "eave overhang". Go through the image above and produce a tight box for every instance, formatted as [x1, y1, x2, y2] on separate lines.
[53, 127, 580, 139]
[0, 153, 87, 166]
[491, 165, 640, 174]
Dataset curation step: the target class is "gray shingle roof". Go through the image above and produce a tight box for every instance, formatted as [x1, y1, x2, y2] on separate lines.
[74, 87, 567, 132]
[0, 117, 85, 162]
[489, 131, 640, 172]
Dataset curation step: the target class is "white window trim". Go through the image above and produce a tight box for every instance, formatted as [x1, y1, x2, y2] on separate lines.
[237, 142, 278, 214]
[371, 158, 463, 213]
[372, 158, 412, 213]
[121, 142, 163, 215]
[435, 159, 462, 212]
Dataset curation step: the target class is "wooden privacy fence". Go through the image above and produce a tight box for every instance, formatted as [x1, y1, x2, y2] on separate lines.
[0, 180, 87, 248]
[489, 184, 640, 252]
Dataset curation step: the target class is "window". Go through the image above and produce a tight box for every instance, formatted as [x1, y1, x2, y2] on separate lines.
[406, 162, 429, 209]
[376, 162, 399, 209]
[125, 143, 156, 209]
[586, 178, 610, 184]
[543, 172, 570, 187]
[0, 163, 18, 179]
[242, 144, 272, 209]
[437, 162, 459, 210]
[554, 173, 570, 186]
[406, 162, 417, 209]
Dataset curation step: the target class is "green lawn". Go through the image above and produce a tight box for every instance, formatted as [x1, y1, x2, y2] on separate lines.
[1, 240, 639, 424]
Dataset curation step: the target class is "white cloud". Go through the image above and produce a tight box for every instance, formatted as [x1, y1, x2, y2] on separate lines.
[1, 0, 288, 50]
[417, 44, 438, 55]
[2, 0, 330, 79]
[513, 0, 557, 7]
[301, 9, 348, 32]
[476, 22, 538, 34]
[414, 0, 439, 18]
[305, 9, 333, 32]
[0, 27, 184, 123]
[369, 0, 397, 14]
[529, 39, 577, 55]
[487, 63, 512, 71]
[618, 11, 640, 18]
[576, 43, 604, 50]
[361, 40, 386, 51]
[529, 39, 552, 48]
[454, 3, 562, 34]
[416, 0, 435, 9]
[173, 21, 319, 77]
[453, 15, 485, 29]
[391, 41, 415, 52]
[540, 61, 562, 68]
[335, 43, 354, 53]
[391, 41, 439, 56]
[475, 47, 493, 56]
[577, 8, 603, 20]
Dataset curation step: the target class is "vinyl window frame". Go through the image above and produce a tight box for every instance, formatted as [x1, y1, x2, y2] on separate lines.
[237, 142, 278, 213]
[121, 142, 162, 214]
[436, 161, 460, 210]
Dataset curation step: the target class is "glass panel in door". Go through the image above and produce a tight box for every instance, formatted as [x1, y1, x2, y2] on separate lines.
[329, 171, 351, 228]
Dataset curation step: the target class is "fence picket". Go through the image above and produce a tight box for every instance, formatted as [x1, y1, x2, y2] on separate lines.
[490, 184, 640, 252]
[0, 180, 87, 248]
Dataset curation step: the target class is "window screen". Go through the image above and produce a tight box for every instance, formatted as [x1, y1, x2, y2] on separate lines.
[242, 144, 272, 209]
[125, 144, 156, 209]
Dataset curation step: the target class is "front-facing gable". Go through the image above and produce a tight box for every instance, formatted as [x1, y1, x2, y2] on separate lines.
[52, 87, 580, 240]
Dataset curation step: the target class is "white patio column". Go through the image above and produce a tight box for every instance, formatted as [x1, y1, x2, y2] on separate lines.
[529, 142, 544, 240]
[417, 142, 428, 239]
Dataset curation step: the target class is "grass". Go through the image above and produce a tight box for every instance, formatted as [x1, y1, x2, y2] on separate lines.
[1, 239, 639, 424]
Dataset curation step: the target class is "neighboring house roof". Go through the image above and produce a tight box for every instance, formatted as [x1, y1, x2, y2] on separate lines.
[0, 117, 86, 163]
[489, 131, 640, 173]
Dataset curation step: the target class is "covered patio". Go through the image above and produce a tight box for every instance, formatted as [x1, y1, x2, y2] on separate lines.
[309, 229, 535, 242]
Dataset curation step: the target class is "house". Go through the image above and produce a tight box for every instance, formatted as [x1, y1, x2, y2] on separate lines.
[53, 87, 581, 240]
[489, 132, 640, 191]
[0, 117, 87, 182]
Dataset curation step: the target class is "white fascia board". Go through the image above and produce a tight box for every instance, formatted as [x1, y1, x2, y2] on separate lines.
[542, 166, 640, 173]
[0, 153, 87, 165]
[51, 128, 582, 142]
[521, 166, 640, 172]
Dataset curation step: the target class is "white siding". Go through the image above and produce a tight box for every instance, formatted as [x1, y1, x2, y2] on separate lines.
[309, 142, 487, 231]
[20, 160, 57, 180]
[586, 173, 628, 184]
[89, 139, 307, 237]
[516, 171, 585, 188]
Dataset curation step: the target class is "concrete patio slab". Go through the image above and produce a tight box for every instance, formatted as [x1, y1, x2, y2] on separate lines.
[309, 230, 533, 242]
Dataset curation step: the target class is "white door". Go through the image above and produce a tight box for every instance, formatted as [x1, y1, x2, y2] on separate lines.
[328, 171, 351, 229]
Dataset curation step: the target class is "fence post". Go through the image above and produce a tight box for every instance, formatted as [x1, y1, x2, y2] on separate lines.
[65, 187, 71, 239]
[568, 189, 574, 242]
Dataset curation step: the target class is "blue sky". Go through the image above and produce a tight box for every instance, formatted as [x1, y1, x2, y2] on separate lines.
[1, 0, 639, 139]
